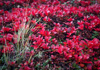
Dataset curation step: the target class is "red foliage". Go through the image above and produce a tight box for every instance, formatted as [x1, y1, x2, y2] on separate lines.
[0, 0, 100, 70]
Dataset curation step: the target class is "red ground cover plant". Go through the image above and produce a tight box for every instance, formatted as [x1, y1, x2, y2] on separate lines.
[0, 0, 100, 70]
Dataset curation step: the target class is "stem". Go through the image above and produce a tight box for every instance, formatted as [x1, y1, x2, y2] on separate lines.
[28, 55, 32, 63]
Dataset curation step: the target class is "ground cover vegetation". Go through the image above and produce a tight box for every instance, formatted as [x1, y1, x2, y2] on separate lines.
[0, 0, 100, 70]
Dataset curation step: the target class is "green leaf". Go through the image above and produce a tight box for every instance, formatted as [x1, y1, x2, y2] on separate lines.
[0, 45, 3, 49]
[74, 14, 77, 17]
[72, 62, 80, 69]
[85, 45, 88, 49]
[58, 39, 63, 45]
[92, 31, 99, 39]
[65, 25, 67, 27]
[76, 30, 79, 35]
[29, 47, 34, 51]
[0, 65, 7, 70]
[35, 63, 40, 68]
[49, 36, 55, 41]
[0, 35, 3, 38]
[93, 31, 99, 34]
[72, 62, 84, 70]
[43, 58, 51, 67]
[9, 42, 14, 45]
[81, 50, 84, 54]
[0, 55, 5, 63]
[35, 63, 40, 70]
[92, 35, 95, 38]
[58, 67, 61, 70]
